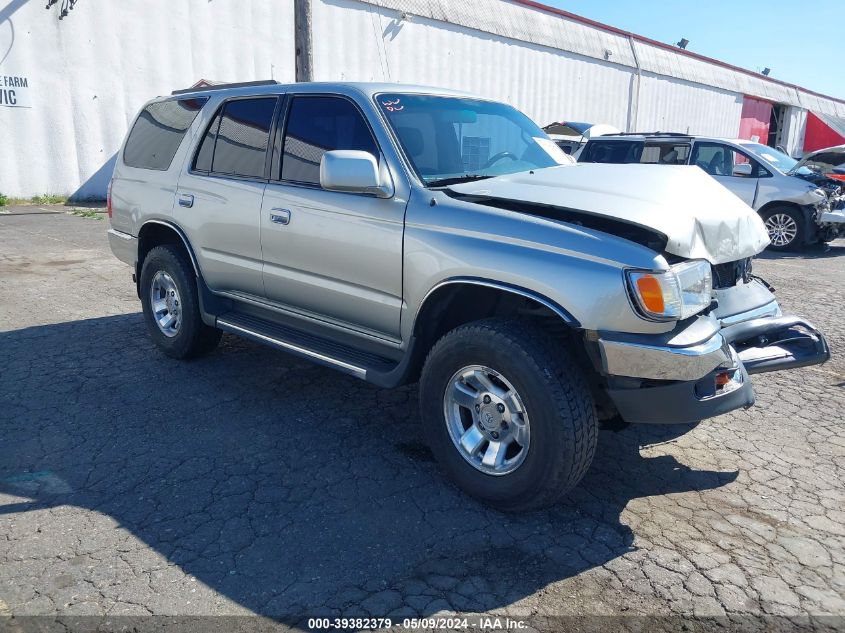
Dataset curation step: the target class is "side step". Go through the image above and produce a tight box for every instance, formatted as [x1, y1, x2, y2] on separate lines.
[216, 312, 400, 382]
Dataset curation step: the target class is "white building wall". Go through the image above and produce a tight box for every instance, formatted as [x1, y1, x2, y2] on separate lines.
[312, 0, 634, 130]
[0, 0, 295, 199]
[635, 73, 743, 137]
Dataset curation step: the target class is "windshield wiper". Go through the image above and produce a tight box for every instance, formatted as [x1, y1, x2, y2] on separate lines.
[426, 174, 492, 187]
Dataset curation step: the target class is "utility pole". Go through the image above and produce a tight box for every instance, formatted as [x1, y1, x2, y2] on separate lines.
[294, 0, 313, 82]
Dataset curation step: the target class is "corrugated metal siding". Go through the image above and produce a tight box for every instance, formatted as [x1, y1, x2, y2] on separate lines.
[356, 0, 845, 117]
[0, 0, 295, 198]
[356, 0, 638, 68]
[313, 0, 634, 129]
[636, 73, 742, 136]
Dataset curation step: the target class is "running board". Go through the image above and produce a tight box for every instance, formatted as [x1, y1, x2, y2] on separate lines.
[216, 312, 400, 383]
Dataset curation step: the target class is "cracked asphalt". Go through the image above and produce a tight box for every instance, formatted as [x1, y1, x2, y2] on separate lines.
[0, 207, 843, 631]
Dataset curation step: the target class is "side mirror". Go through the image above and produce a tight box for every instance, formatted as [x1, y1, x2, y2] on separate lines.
[733, 163, 753, 177]
[320, 150, 393, 198]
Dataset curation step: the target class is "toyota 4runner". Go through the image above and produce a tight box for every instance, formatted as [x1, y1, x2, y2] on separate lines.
[108, 82, 830, 511]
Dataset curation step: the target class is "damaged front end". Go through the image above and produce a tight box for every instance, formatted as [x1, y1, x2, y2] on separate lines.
[595, 280, 830, 424]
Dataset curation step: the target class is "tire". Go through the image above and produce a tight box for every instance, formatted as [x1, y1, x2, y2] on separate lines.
[419, 318, 598, 512]
[760, 206, 805, 251]
[139, 244, 222, 359]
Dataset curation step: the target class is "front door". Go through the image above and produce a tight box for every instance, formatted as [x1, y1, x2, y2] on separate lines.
[690, 141, 760, 207]
[260, 95, 405, 338]
[175, 95, 280, 296]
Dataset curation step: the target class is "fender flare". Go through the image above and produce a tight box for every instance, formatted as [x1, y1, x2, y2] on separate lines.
[414, 276, 580, 330]
[138, 219, 202, 278]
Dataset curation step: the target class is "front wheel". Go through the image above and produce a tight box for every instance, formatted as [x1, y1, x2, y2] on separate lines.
[760, 207, 805, 251]
[419, 319, 598, 512]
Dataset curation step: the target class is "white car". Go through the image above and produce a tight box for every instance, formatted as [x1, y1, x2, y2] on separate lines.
[580, 133, 844, 250]
[542, 121, 620, 160]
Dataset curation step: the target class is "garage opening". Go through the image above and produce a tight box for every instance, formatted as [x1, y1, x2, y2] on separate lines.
[768, 103, 786, 149]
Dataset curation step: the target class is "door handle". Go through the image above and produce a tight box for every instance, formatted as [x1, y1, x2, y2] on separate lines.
[177, 193, 194, 208]
[270, 208, 291, 225]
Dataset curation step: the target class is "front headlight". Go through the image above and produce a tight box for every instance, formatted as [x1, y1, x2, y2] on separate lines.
[626, 260, 713, 321]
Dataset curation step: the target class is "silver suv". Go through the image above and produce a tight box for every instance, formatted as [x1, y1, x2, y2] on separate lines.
[580, 133, 845, 250]
[107, 82, 830, 510]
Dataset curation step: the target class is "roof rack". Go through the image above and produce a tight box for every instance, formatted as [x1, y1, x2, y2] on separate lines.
[171, 79, 280, 96]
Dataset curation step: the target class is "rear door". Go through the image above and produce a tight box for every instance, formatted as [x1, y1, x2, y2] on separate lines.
[259, 94, 405, 338]
[690, 141, 760, 206]
[175, 95, 280, 296]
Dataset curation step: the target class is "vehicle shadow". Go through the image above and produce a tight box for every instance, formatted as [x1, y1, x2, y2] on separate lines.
[0, 314, 738, 622]
[756, 242, 845, 260]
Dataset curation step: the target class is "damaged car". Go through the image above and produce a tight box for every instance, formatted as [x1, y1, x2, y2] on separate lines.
[580, 133, 845, 250]
[108, 83, 830, 510]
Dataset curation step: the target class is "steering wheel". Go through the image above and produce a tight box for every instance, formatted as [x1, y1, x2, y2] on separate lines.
[483, 151, 518, 169]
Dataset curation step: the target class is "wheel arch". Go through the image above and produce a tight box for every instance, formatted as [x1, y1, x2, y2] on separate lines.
[403, 277, 580, 383]
[136, 220, 201, 291]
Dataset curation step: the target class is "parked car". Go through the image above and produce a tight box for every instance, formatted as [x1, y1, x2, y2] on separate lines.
[579, 133, 845, 250]
[542, 121, 620, 158]
[107, 83, 829, 510]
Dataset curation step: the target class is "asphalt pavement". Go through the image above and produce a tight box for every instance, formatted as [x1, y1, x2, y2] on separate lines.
[0, 206, 843, 631]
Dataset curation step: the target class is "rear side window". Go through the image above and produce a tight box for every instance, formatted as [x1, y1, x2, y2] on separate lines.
[123, 98, 207, 170]
[280, 96, 379, 184]
[193, 97, 278, 179]
[639, 143, 690, 165]
[581, 140, 642, 163]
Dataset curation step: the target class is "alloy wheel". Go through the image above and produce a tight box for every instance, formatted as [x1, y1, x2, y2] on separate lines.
[764, 213, 798, 247]
[443, 365, 530, 476]
[150, 271, 182, 338]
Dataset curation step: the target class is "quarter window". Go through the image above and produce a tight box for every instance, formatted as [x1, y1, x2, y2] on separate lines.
[281, 96, 379, 185]
[123, 98, 207, 170]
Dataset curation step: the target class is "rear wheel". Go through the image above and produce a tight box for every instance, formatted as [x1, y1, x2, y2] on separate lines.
[419, 318, 598, 512]
[761, 206, 805, 251]
[139, 245, 221, 359]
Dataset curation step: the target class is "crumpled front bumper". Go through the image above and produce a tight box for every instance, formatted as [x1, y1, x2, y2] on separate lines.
[597, 309, 830, 424]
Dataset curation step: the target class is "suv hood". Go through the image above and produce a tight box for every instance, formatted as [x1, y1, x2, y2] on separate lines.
[449, 163, 770, 264]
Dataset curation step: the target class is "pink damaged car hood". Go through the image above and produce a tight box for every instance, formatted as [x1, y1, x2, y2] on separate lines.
[449, 163, 771, 264]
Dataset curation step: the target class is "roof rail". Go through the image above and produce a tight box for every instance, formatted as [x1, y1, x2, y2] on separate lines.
[611, 131, 692, 137]
[171, 79, 280, 96]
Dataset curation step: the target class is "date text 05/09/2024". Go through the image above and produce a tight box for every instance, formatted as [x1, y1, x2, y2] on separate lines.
[307, 616, 528, 630]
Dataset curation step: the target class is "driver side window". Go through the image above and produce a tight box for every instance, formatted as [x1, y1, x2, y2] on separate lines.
[692, 142, 764, 178]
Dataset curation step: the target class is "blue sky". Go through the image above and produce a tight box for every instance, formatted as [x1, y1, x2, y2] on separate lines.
[544, 1, 843, 99]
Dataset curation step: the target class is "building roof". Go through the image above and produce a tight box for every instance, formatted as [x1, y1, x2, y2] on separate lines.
[364, 0, 845, 116]
[513, 0, 845, 107]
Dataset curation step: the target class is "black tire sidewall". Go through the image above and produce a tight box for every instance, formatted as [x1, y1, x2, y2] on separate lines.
[139, 245, 205, 359]
[420, 321, 594, 509]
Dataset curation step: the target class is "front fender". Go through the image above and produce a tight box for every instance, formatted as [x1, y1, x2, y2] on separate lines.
[401, 189, 675, 342]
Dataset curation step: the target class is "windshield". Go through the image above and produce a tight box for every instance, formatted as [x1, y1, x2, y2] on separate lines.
[376, 93, 568, 186]
[740, 142, 808, 174]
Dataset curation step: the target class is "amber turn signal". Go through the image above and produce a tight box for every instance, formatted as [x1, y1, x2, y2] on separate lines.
[635, 275, 665, 314]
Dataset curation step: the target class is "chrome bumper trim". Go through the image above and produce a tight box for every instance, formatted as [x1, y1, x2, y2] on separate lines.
[598, 333, 732, 382]
[719, 300, 781, 327]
